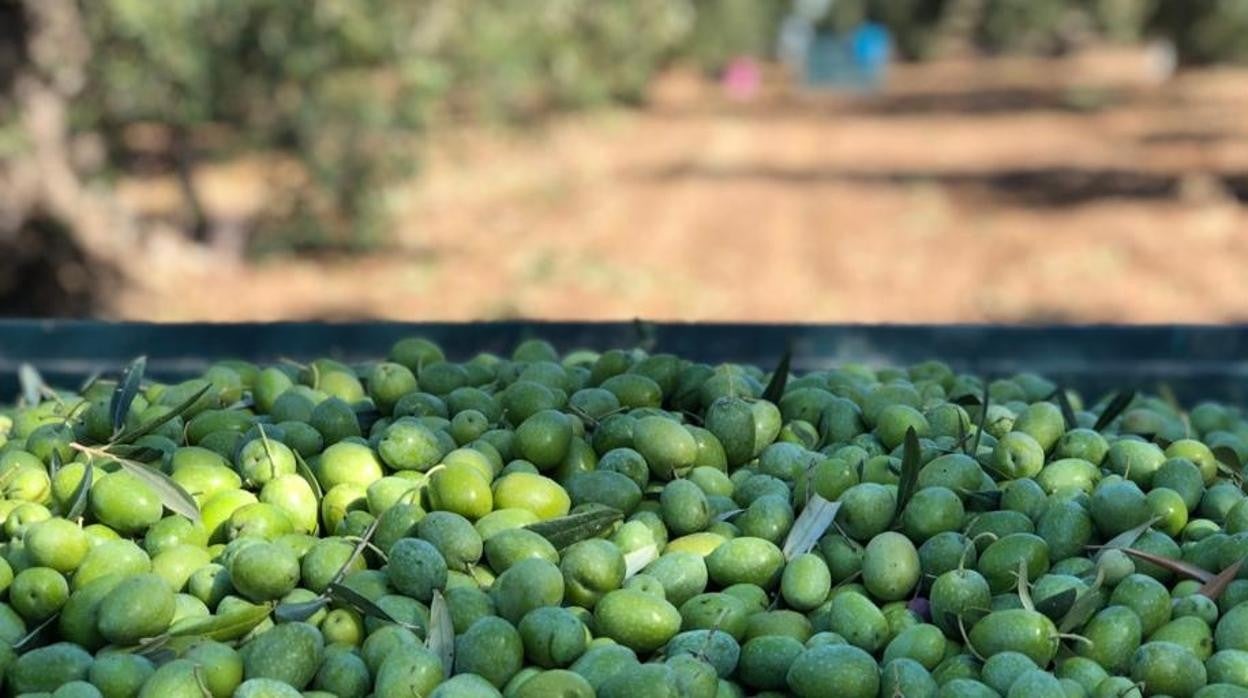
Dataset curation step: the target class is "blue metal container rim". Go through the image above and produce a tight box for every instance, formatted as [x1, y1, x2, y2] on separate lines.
[2, 321, 1247, 405]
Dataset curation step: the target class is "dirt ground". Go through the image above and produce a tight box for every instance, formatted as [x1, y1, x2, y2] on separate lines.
[112, 48, 1248, 323]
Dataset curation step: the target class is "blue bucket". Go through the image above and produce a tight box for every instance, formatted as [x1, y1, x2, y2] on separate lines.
[804, 22, 892, 91]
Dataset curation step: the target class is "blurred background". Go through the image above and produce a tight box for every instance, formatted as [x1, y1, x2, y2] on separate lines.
[1, 0, 1246, 323]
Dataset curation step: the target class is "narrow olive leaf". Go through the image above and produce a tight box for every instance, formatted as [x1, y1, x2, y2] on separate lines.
[959, 489, 1003, 510]
[169, 603, 275, 641]
[48, 450, 62, 478]
[1058, 586, 1104, 633]
[136, 646, 177, 665]
[713, 508, 744, 523]
[970, 383, 991, 456]
[1158, 383, 1181, 413]
[116, 459, 201, 523]
[955, 414, 968, 457]
[106, 444, 166, 463]
[330, 517, 381, 586]
[72, 442, 200, 522]
[12, 612, 59, 652]
[109, 383, 211, 445]
[1198, 557, 1245, 601]
[293, 451, 324, 532]
[224, 396, 255, 410]
[327, 583, 405, 626]
[1016, 560, 1034, 612]
[192, 666, 214, 698]
[64, 459, 93, 520]
[126, 633, 171, 658]
[273, 597, 330, 624]
[1213, 446, 1242, 471]
[624, 544, 660, 579]
[1115, 547, 1215, 583]
[951, 392, 983, 407]
[111, 356, 147, 437]
[524, 505, 623, 551]
[633, 319, 658, 353]
[1034, 587, 1078, 621]
[1093, 390, 1135, 432]
[78, 371, 103, 394]
[1049, 388, 1078, 430]
[257, 423, 279, 483]
[782, 494, 842, 560]
[426, 590, 454, 672]
[18, 363, 43, 406]
[761, 347, 793, 405]
[1091, 516, 1159, 560]
[893, 428, 921, 524]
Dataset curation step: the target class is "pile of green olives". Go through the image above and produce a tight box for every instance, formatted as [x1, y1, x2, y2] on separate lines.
[1, 337, 1248, 698]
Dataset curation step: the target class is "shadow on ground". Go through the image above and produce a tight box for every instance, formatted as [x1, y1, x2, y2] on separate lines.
[638, 163, 1248, 207]
[650, 85, 1136, 120]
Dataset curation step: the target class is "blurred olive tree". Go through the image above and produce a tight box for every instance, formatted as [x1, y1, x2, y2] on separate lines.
[73, 0, 699, 252]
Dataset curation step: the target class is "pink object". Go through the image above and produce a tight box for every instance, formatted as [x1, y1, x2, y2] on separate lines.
[722, 57, 761, 101]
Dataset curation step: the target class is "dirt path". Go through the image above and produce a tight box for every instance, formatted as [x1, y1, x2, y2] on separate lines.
[113, 49, 1248, 323]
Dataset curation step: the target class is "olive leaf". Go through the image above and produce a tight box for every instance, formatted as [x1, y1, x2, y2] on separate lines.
[1213, 446, 1242, 472]
[109, 384, 211, 446]
[1092, 516, 1159, 561]
[224, 396, 255, 411]
[48, 450, 62, 478]
[78, 371, 103, 394]
[970, 382, 991, 456]
[327, 583, 408, 628]
[327, 516, 380, 588]
[18, 363, 43, 407]
[1198, 557, 1245, 601]
[168, 602, 275, 641]
[1113, 547, 1215, 584]
[624, 544, 660, 579]
[959, 489, 1003, 510]
[426, 590, 455, 672]
[12, 613, 59, 652]
[111, 356, 147, 437]
[192, 666, 214, 698]
[106, 444, 166, 463]
[1016, 560, 1034, 611]
[257, 423, 279, 484]
[1093, 390, 1136, 432]
[951, 391, 983, 408]
[782, 494, 841, 560]
[273, 597, 330, 624]
[892, 427, 921, 525]
[761, 348, 792, 405]
[119, 459, 199, 523]
[1048, 387, 1078, 430]
[524, 505, 623, 551]
[695, 607, 731, 665]
[73, 443, 201, 523]
[713, 508, 744, 523]
[633, 319, 658, 353]
[293, 451, 324, 533]
[1157, 383, 1181, 414]
[64, 459, 93, 520]
[1034, 587, 1078, 621]
[1058, 569, 1105, 633]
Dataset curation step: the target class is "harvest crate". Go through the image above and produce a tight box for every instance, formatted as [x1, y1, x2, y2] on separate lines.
[2, 322, 1247, 405]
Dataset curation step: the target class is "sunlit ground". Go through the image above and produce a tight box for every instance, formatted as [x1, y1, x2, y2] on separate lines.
[111, 48, 1248, 323]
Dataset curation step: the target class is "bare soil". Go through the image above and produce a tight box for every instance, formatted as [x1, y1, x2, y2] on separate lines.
[111, 48, 1248, 323]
